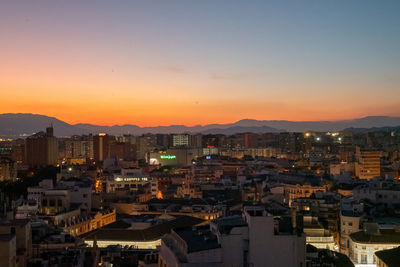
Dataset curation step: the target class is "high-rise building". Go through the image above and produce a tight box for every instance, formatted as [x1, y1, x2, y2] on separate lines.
[243, 132, 258, 148]
[190, 134, 202, 148]
[355, 147, 381, 180]
[25, 126, 58, 166]
[65, 135, 93, 160]
[136, 134, 157, 160]
[0, 158, 17, 182]
[156, 134, 170, 148]
[172, 134, 190, 147]
[93, 133, 110, 163]
[11, 139, 25, 164]
[109, 141, 136, 161]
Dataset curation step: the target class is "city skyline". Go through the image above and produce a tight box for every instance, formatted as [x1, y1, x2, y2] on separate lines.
[1, 1, 400, 126]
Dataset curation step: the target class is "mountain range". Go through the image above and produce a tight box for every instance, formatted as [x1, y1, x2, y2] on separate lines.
[1, 113, 400, 138]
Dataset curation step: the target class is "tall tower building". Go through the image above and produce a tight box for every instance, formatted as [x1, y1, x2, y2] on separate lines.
[243, 132, 258, 148]
[25, 125, 58, 166]
[355, 147, 381, 179]
[172, 134, 190, 147]
[93, 133, 110, 163]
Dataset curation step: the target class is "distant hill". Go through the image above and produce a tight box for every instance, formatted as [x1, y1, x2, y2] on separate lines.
[201, 126, 282, 134]
[343, 126, 400, 133]
[1, 113, 400, 138]
[0, 113, 87, 137]
[231, 117, 400, 132]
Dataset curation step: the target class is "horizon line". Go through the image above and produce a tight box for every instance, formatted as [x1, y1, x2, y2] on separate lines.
[1, 112, 400, 128]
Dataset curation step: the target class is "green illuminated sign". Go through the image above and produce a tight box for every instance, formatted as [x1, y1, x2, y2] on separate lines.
[160, 155, 176, 159]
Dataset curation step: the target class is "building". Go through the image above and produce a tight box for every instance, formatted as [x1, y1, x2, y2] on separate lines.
[303, 215, 336, 250]
[203, 146, 219, 156]
[27, 179, 54, 204]
[83, 215, 204, 249]
[348, 224, 400, 266]
[0, 158, 17, 182]
[375, 247, 400, 267]
[243, 206, 306, 267]
[283, 183, 328, 207]
[137, 134, 157, 160]
[40, 189, 71, 215]
[159, 206, 308, 267]
[93, 133, 110, 163]
[105, 168, 158, 198]
[0, 219, 32, 267]
[28, 176, 92, 215]
[65, 135, 93, 161]
[0, 234, 16, 267]
[353, 179, 400, 208]
[244, 147, 279, 158]
[330, 162, 355, 176]
[172, 134, 190, 147]
[159, 227, 222, 267]
[25, 126, 58, 166]
[340, 210, 361, 255]
[190, 134, 202, 148]
[149, 148, 202, 167]
[109, 140, 136, 161]
[291, 192, 341, 240]
[64, 209, 116, 236]
[355, 149, 381, 180]
[243, 132, 258, 148]
[58, 178, 93, 211]
[11, 140, 25, 164]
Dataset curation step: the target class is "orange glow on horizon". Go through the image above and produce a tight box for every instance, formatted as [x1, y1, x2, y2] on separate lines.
[1, 60, 399, 126]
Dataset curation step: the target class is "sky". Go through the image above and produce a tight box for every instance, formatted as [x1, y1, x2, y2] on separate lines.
[1, 0, 400, 126]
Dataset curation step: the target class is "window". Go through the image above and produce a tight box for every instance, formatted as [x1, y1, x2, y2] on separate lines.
[361, 254, 367, 264]
[348, 222, 353, 226]
[57, 199, 62, 206]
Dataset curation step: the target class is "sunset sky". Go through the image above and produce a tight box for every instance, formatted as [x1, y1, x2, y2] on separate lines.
[1, 0, 400, 126]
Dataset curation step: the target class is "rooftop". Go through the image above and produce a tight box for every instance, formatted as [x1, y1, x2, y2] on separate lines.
[175, 227, 220, 253]
[0, 218, 31, 226]
[213, 215, 247, 234]
[83, 215, 204, 242]
[350, 229, 400, 244]
[375, 247, 400, 267]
